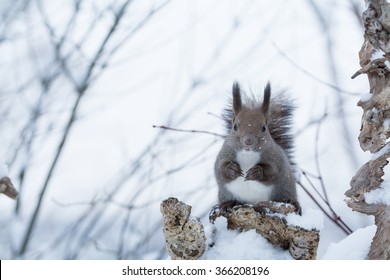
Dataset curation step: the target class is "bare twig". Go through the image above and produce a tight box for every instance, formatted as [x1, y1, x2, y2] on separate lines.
[273, 43, 360, 96]
[349, 0, 364, 28]
[19, 93, 83, 255]
[298, 174, 353, 235]
[307, 0, 360, 171]
[18, 0, 135, 256]
[296, 107, 353, 235]
[153, 125, 224, 138]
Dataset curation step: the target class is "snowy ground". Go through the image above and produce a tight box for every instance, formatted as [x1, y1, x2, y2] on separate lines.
[202, 207, 375, 260]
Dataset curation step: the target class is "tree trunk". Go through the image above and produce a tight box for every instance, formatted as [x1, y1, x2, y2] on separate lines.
[348, 0, 390, 260]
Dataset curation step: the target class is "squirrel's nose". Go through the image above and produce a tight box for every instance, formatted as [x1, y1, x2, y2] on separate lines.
[244, 137, 253, 145]
[242, 134, 257, 148]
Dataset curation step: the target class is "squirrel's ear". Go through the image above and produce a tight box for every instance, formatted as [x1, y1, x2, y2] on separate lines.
[262, 82, 271, 121]
[232, 82, 242, 116]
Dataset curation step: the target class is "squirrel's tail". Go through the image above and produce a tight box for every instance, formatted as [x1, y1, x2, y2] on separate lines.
[268, 93, 295, 163]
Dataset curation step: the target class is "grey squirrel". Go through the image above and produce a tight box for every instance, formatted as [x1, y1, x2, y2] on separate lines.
[214, 82, 301, 214]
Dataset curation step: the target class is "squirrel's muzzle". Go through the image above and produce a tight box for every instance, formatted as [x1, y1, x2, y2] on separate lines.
[241, 134, 258, 151]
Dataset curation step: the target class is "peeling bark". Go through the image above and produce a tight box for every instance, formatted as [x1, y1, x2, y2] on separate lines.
[160, 197, 206, 260]
[348, 0, 390, 260]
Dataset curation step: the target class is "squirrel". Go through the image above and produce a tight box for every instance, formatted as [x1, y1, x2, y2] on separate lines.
[214, 82, 301, 214]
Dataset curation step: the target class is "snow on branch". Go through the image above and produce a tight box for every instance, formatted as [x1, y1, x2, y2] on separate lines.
[160, 198, 320, 260]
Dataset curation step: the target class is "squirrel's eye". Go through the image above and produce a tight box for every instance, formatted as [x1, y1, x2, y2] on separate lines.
[233, 124, 238, 131]
[261, 125, 266, 132]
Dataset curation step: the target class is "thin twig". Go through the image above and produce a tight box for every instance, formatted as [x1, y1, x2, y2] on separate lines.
[312, 108, 353, 234]
[273, 43, 360, 96]
[18, 0, 136, 255]
[18, 93, 83, 255]
[153, 125, 224, 138]
[314, 109, 331, 204]
[307, 0, 360, 171]
[297, 181, 351, 235]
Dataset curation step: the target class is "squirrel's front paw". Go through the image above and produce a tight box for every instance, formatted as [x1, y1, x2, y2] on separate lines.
[224, 162, 243, 180]
[291, 200, 302, 215]
[245, 164, 265, 181]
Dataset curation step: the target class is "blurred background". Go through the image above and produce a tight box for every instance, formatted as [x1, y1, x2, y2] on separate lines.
[0, 0, 372, 259]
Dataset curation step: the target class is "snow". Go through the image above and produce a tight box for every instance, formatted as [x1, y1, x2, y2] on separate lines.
[370, 49, 385, 61]
[0, 163, 9, 178]
[384, 119, 390, 131]
[366, 155, 390, 205]
[321, 225, 376, 259]
[266, 205, 324, 230]
[202, 207, 323, 260]
[360, 92, 373, 102]
[385, 60, 390, 71]
[365, 180, 390, 204]
[203, 217, 293, 260]
[371, 143, 390, 160]
[365, 185, 390, 204]
[285, 208, 324, 230]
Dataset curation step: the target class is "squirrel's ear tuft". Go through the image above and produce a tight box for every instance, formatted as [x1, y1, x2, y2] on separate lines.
[232, 81, 242, 116]
[262, 82, 271, 121]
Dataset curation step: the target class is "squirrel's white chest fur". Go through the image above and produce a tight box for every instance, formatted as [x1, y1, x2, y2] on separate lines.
[225, 150, 272, 203]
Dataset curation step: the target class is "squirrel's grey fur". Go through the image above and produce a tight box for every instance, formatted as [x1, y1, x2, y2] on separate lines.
[215, 82, 301, 214]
